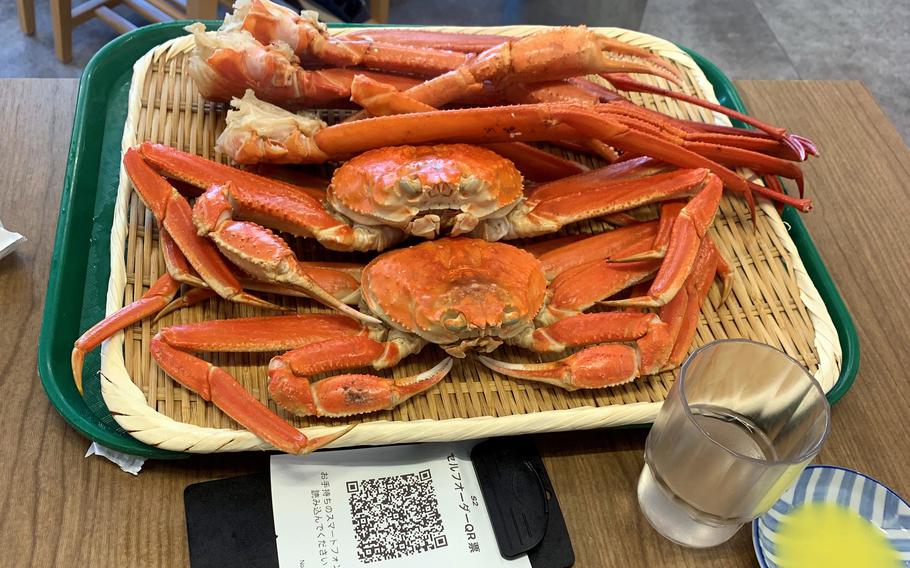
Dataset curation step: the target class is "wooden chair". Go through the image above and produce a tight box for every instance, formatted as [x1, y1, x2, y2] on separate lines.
[16, 0, 376, 64]
[19, 0, 220, 63]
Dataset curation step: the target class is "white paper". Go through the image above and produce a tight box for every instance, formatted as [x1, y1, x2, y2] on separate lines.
[84, 442, 146, 475]
[271, 442, 531, 568]
[0, 219, 25, 262]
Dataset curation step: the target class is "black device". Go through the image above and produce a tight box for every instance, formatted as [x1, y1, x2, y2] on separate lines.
[184, 438, 574, 567]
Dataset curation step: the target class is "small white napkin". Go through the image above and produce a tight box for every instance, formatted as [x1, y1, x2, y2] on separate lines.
[0, 219, 25, 261]
[85, 442, 146, 475]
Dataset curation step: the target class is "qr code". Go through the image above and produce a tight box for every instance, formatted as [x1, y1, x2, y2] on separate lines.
[346, 469, 447, 563]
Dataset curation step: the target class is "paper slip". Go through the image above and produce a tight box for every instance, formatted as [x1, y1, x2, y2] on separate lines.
[271, 442, 531, 568]
[0, 219, 25, 262]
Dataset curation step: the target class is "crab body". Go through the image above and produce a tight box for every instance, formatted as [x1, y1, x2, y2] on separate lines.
[361, 239, 546, 352]
[328, 144, 523, 239]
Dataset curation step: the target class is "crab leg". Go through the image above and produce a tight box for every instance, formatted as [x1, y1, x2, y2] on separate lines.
[233, 0, 470, 76]
[595, 104, 806, 195]
[479, 315, 673, 388]
[160, 229, 206, 288]
[159, 227, 364, 317]
[500, 167, 712, 239]
[541, 259, 662, 322]
[139, 142, 402, 253]
[604, 74, 817, 159]
[191, 195, 380, 324]
[506, 82, 807, 163]
[341, 28, 507, 54]
[71, 273, 179, 393]
[660, 238, 730, 369]
[349, 74, 586, 182]
[530, 220, 660, 279]
[186, 23, 422, 110]
[124, 147, 284, 312]
[612, 202, 686, 262]
[152, 314, 369, 454]
[140, 140, 327, 202]
[385, 28, 681, 111]
[605, 172, 723, 308]
[268, 339, 449, 417]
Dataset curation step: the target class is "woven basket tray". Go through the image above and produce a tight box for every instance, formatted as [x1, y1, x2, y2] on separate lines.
[97, 25, 841, 453]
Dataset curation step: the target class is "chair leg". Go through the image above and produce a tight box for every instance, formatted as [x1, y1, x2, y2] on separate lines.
[185, 0, 218, 19]
[369, 0, 389, 23]
[51, 0, 73, 63]
[16, 0, 36, 35]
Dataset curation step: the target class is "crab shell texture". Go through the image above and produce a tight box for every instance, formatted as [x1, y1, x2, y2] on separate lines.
[328, 145, 524, 238]
[361, 239, 547, 351]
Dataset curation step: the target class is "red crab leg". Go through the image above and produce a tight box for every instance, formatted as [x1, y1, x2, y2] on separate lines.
[542, 258, 662, 321]
[151, 314, 370, 453]
[71, 273, 179, 393]
[594, 105, 806, 196]
[158, 229, 364, 319]
[268, 339, 450, 417]
[160, 229, 206, 288]
[605, 172, 722, 308]
[397, 28, 681, 109]
[124, 148, 283, 311]
[479, 314, 674, 388]
[235, 2, 680, 89]
[508, 167, 712, 238]
[605, 74, 817, 159]
[349, 75, 586, 182]
[151, 345, 342, 454]
[531, 220, 659, 279]
[140, 142, 327, 202]
[157, 314, 370, 351]
[139, 142, 399, 254]
[192, 195, 380, 324]
[186, 23, 423, 110]
[341, 28, 507, 54]
[660, 238, 730, 369]
[238, 0, 470, 76]
[611, 202, 686, 262]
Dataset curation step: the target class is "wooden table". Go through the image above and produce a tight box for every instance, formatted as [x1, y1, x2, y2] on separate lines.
[1, 78, 908, 567]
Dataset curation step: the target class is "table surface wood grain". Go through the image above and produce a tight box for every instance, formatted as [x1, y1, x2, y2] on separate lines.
[1, 78, 908, 567]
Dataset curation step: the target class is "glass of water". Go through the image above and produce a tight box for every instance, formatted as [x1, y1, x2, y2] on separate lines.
[638, 339, 831, 548]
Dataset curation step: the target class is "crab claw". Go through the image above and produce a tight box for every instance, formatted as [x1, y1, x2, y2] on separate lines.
[478, 345, 641, 390]
[269, 357, 453, 417]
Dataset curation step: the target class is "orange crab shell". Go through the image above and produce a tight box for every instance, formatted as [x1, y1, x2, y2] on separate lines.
[360, 238, 548, 345]
[328, 145, 524, 235]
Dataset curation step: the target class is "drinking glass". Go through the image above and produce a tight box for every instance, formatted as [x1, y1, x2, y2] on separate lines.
[637, 339, 831, 548]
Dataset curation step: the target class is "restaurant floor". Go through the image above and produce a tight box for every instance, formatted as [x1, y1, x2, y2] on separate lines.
[2, 0, 906, 143]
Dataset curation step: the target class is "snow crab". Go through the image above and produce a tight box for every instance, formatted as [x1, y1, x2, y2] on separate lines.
[77, 215, 731, 454]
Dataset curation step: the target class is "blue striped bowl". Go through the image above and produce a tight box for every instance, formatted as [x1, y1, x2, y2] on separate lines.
[753, 465, 910, 567]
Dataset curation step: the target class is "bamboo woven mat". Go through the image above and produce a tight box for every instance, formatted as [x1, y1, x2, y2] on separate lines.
[100, 25, 836, 452]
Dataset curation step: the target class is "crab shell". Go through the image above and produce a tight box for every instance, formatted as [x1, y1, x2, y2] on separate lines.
[328, 145, 524, 238]
[360, 238, 547, 353]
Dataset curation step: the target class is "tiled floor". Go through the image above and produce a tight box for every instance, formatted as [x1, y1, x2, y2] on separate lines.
[2, 0, 907, 141]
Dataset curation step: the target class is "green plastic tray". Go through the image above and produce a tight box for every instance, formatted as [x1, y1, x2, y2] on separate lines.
[38, 21, 859, 459]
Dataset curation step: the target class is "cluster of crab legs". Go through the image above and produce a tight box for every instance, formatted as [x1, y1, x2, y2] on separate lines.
[71, 1, 819, 454]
